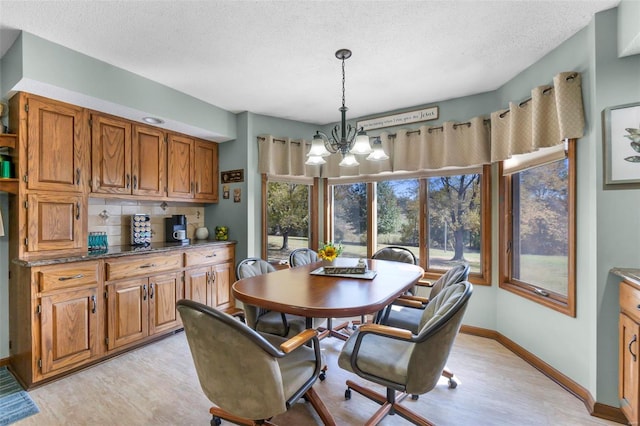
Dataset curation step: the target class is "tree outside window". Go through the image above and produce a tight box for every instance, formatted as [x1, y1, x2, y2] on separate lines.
[266, 181, 310, 263]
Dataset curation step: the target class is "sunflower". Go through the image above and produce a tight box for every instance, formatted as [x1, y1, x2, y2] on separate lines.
[318, 242, 343, 261]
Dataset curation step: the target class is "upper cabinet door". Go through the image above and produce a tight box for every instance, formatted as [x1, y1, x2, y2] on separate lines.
[132, 125, 166, 198]
[194, 140, 219, 202]
[91, 114, 132, 195]
[167, 134, 194, 199]
[27, 97, 87, 193]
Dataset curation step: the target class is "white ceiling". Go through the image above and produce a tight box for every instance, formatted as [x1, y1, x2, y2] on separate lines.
[0, 0, 620, 126]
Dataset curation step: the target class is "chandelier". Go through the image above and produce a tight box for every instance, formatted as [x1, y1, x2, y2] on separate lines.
[306, 49, 389, 167]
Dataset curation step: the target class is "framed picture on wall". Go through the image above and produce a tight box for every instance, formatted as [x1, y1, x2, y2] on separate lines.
[603, 102, 640, 185]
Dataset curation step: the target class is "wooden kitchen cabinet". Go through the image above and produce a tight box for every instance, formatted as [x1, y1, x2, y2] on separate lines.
[105, 253, 183, 351]
[131, 124, 166, 197]
[620, 280, 640, 425]
[91, 113, 132, 195]
[184, 244, 235, 312]
[24, 95, 88, 193]
[194, 139, 218, 202]
[167, 133, 195, 199]
[26, 192, 86, 252]
[9, 260, 103, 387]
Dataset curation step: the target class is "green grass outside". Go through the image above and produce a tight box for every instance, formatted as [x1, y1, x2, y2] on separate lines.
[267, 235, 567, 296]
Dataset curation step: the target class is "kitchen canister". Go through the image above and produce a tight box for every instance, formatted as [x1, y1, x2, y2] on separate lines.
[195, 226, 209, 240]
[215, 226, 228, 241]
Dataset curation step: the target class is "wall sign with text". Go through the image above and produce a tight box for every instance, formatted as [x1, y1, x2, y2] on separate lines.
[221, 169, 244, 183]
[357, 106, 439, 131]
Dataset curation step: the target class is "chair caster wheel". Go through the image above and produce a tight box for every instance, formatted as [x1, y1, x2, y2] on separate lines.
[319, 372, 326, 381]
[411, 394, 419, 400]
[211, 416, 222, 426]
[345, 388, 351, 400]
[448, 377, 458, 389]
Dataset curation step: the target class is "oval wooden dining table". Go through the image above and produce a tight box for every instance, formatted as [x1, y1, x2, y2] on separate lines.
[232, 258, 424, 328]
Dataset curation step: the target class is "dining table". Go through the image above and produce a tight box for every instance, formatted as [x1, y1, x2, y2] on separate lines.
[232, 257, 425, 335]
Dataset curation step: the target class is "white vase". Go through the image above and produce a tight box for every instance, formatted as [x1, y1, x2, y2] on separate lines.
[195, 227, 209, 240]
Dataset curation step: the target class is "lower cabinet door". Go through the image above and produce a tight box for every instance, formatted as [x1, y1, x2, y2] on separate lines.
[620, 312, 640, 424]
[149, 272, 181, 335]
[107, 278, 149, 350]
[185, 267, 211, 307]
[40, 287, 98, 375]
[212, 261, 233, 311]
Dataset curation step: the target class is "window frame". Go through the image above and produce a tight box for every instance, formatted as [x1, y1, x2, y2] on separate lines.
[498, 140, 576, 317]
[261, 174, 319, 262]
[322, 164, 492, 286]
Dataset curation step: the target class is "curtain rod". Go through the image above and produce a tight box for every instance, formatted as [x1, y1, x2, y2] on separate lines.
[498, 72, 576, 118]
[257, 136, 303, 145]
[387, 118, 491, 137]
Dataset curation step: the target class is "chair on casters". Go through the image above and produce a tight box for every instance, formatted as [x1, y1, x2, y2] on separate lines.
[237, 257, 328, 380]
[289, 248, 350, 340]
[370, 246, 419, 325]
[236, 257, 309, 338]
[177, 299, 336, 426]
[338, 281, 473, 426]
[382, 262, 470, 389]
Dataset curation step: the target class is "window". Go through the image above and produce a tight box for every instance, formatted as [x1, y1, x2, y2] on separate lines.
[325, 165, 491, 285]
[262, 175, 318, 263]
[331, 182, 368, 258]
[499, 141, 576, 316]
[427, 173, 484, 276]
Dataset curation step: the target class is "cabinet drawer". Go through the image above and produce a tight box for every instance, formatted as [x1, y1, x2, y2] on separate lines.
[621, 281, 640, 323]
[106, 253, 182, 281]
[184, 246, 233, 267]
[38, 261, 100, 292]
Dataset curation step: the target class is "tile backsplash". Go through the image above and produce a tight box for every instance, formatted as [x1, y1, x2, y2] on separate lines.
[88, 198, 206, 246]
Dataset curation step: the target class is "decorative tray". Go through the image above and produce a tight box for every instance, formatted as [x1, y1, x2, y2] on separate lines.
[310, 267, 377, 280]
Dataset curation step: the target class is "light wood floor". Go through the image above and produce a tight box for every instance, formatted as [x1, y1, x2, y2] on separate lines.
[16, 331, 620, 426]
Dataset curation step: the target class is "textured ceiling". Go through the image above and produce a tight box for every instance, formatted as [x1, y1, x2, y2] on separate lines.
[0, 0, 620, 125]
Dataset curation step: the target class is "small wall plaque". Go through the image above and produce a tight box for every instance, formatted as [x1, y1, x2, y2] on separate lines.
[221, 169, 244, 183]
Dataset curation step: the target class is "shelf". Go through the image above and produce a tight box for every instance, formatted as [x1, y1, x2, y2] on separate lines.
[0, 134, 16, 150]
[0, 178, 18, 194]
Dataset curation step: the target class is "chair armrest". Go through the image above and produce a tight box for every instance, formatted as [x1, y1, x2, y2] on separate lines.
[396, 294, 429, 307]
[358, 324, 413, 340]
[280, 329, 319, 353]
[416, 278, 433, 287]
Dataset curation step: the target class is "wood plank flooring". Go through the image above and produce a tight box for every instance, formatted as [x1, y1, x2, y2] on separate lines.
[15, 331, 621, 425]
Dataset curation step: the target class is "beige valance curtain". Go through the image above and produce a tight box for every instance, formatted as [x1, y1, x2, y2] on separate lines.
[258, 135, 320, 178]
[490, 71, 584, 162]
[259, 71, 584, 179]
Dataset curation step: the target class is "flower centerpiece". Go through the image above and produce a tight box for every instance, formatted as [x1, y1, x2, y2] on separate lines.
[318, 241, 343, 262]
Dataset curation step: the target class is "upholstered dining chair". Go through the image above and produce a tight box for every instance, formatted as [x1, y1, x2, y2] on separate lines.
[372, 246, 419, 296]
[338, 281, 473, 426]
[177, 299, 336, 426]
[382, 262, 470, 389]
[236, 257, 307, 338]
[288, 248, 340, 339]
[288, 248, 319, 267]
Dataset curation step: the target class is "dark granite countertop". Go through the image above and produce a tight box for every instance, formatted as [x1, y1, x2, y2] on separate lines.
[13, 239, 237, 267]
[610, 268, 640, 287]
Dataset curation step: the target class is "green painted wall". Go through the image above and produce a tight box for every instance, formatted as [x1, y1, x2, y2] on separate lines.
[0, 5, 638, 409]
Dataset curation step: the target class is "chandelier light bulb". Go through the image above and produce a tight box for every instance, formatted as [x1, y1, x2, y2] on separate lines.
[306, 155, 327, 165]
[349, 130, 373, 155]
[339, 153, 359, 167]
[366, 138, 390, 161]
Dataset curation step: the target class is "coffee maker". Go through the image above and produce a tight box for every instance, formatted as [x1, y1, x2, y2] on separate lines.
[165, 214, 190, 244]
